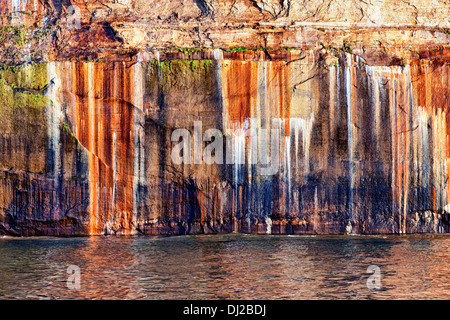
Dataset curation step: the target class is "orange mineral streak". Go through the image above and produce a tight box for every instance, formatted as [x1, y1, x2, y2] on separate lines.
[225, 60, 253, 124]
[380, 55, 449, 227]
[268, 61, 291, 135]
[198, 191, 205, 223]
[223, 59, 291, 130]
[72, 62, 135, 235]
[410, 58, 450, 210]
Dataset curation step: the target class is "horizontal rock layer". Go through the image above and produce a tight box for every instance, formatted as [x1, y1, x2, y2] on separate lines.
[0, 0, 448, 63]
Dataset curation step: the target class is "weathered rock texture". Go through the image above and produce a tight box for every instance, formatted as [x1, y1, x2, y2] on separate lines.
[0, 0, 448, 235]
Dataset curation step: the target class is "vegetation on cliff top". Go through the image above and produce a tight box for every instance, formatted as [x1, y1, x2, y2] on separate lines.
[145, 59, 215, 99]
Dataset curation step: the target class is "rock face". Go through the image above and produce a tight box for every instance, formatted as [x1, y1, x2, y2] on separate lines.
[0, 0, 448, 236]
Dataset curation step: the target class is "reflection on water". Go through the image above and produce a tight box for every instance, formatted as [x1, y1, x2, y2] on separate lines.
[0, 234, 449, 299]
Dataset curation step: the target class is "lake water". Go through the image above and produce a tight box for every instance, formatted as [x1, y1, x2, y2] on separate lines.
[0, 234, 449, 300]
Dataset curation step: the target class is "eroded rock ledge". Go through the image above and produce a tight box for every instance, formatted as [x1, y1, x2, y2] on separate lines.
[0, 0, 449, 64]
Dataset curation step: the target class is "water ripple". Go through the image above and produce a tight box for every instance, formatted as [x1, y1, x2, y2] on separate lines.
[0, 234, 449, 299]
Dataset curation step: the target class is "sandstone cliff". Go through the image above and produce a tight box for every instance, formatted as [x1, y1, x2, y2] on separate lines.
[0, 0, 449, 235]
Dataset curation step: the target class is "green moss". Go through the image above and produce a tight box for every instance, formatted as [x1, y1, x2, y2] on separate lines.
[14, 91, 48, 111]
[224, 46, 276, 53]
[0, 78, 48, 137]
[0, 63, 48, 91]
[159, 60, 173, 73]
[343, 40, 354, 52]
[31, 29, 48, 42]
[203, 60, 213, 68]
[0, 78, 13, 108]
[252, 47, 269, 54]
[176, 48, 203, 55]
[0, 25, 30, 46]
[158, 59, 213, 75]
[169, 60, 212, 72]
[189, 60, 197, 72]
[147, 59, 214, 74]
[147, 60, 214, 95]
[321, 42, 352, 54]
[61, 121, 77, 140]
[116, 50, 134, 55]
[14, 29, 26, 45]
[224, 46, 248, 53]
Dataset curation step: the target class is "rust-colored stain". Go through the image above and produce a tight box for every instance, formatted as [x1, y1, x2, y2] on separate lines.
[71, 62, 135, 235]
[219, 51, 449, 234]
[411, 57, 450, 207]
[388, 56, 450, 231]
[268, 61, 291, 134]
[225, 60, 253, 124]
[2, 50, 447, 236]
[223, 60, 291, 132]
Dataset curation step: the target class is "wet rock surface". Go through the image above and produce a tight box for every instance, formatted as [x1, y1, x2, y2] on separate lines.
[0, 1, 448, 236]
